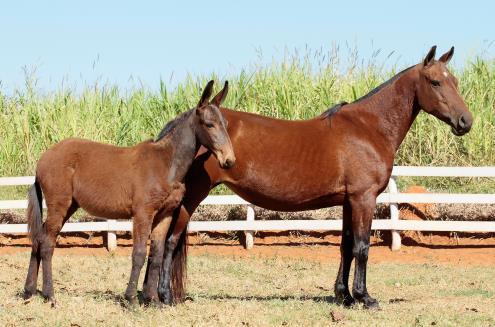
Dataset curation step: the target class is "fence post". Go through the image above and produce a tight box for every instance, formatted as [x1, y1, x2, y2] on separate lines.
[107, 219, 117, 252]
[244, 205, 255, 249]
[388, 177, 401, 251]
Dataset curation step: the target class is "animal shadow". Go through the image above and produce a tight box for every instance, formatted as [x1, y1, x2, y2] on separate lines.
[89, 290, 149, 309]
[202, 293, 337, 304]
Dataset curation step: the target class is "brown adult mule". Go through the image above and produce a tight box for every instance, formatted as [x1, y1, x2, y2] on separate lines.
[23, 80, 235, 306]
[156, 46, 473, 308]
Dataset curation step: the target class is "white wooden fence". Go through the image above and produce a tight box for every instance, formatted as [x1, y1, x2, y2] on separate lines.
[1, 166, 494, 251]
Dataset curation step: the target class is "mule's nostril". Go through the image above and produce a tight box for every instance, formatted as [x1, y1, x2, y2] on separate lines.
[225, 158, 234, 168]
[459, 115, 467, 129]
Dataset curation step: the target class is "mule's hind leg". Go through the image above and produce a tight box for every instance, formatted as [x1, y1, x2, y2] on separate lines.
[124, 211, 154, 305]
[334, 200, 356, 307]
[40, 200, 78, 305]
[349, 192, 379, 309]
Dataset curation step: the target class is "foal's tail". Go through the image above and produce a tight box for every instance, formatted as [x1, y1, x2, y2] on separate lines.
[27, 179, 44, 248]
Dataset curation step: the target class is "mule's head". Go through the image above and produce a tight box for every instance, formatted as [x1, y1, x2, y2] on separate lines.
[416, 46, 473, 136]
[195, 80, 236, 169]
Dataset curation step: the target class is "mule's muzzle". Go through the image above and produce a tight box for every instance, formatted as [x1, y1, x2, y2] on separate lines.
[215, 148, 236, 169]
[452, 112, 473, 136]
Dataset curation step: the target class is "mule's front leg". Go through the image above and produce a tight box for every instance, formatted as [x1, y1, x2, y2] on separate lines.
[158, 231, 182, 305]
[334, 201, 355, 307]
[158, 206, 190, 305]
[142, 213, 172, 305]
[125, 213, 153, 305]
[349, 193, 380, 310]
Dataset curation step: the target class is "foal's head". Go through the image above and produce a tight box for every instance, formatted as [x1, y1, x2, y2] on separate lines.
[416, 46, 473, 136]
[194, 80, 236, 169]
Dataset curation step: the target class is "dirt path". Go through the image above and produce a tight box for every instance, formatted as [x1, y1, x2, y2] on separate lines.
[1, 232, 495, 266]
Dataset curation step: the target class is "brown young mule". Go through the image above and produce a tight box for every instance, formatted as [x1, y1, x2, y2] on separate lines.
[156, 46, 473, 308]
[23, 80, 235, 306]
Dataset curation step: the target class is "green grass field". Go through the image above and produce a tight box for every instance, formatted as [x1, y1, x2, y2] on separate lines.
[0, 252, 494, 326]
[1, 51, 494, 193]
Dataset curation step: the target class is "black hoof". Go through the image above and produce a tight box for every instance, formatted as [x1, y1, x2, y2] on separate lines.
[124, 294, 138, 306]
[43, 296, 57, 308]
[22, 290, 35, 301]
[342, 295, 356, 308]
[160, 296, 174, 306]
[143, 293, 165, 308]
[362, 296, 380, 310]
[144, 298, 165, 309]
[335, 290, 355, 308]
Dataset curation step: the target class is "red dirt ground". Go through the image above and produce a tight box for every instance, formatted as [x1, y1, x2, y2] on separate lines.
[1, 231, 494, 266]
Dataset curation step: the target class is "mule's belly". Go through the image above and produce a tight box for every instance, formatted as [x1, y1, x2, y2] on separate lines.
[225, 182, 345, 211]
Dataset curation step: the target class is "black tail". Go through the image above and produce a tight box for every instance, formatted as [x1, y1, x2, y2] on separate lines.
[27, 180, 43, 248]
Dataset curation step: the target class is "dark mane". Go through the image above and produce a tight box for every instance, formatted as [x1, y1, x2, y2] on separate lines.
[155, 108, 194, 142]
[353, 65, 415, 103]
[320, 102, 349, 119]
[320, 65, 415, 119]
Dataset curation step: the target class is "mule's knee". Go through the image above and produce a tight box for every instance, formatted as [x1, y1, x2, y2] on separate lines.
[334, 282, 351, 301]
[352, 239, 369, 263]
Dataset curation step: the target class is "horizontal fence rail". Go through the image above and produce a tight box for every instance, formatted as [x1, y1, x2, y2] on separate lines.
[1, 220, 494, 234]
[1, 166, 494, 251]
[2, 193, 495, 210]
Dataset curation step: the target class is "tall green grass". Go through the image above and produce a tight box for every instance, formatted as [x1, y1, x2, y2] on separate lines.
[0, 52, 494, 192]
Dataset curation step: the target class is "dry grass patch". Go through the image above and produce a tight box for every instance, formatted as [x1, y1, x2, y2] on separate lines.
[0, 252, 494, 326]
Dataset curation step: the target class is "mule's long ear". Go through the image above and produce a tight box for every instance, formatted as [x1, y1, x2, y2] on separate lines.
[423, 45, 437, 67]
[439, 46, 454, 64]
[198, 80, 214, 108]
[211, 81, 229, 107]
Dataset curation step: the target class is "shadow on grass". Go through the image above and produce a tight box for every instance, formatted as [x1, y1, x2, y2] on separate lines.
[88, 290, 170, 309]
[380, 231, 495, 249]
[199, 293, 338, 304]
[91, 289, 339, 306]
[88, 289, 140, 308]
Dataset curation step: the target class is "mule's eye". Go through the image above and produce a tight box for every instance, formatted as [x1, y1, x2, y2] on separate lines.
[205, 122, 214, 128]
[431, 79, 440, 87]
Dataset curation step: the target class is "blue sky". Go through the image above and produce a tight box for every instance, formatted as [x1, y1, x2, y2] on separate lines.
[0, 0, 493, 93]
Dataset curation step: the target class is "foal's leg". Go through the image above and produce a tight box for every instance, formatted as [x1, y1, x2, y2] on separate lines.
[40, 200, 78, 305]
[334, 200, 355, 307]
[124, 211, 154, 305]
[142, 211, 172, 304]
[23, 242, 41, 299]
[349, 192, 379, 309]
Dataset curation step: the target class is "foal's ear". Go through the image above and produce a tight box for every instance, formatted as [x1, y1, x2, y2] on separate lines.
[423, 45, 437, 67]
[211, 81, 229, 107]
[198, 80, 215, 108]
[439, 46, 454, 65]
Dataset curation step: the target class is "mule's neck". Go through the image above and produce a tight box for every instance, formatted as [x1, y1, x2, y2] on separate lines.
[351, 66, 421, 155]
[157, 110, 200, 183]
